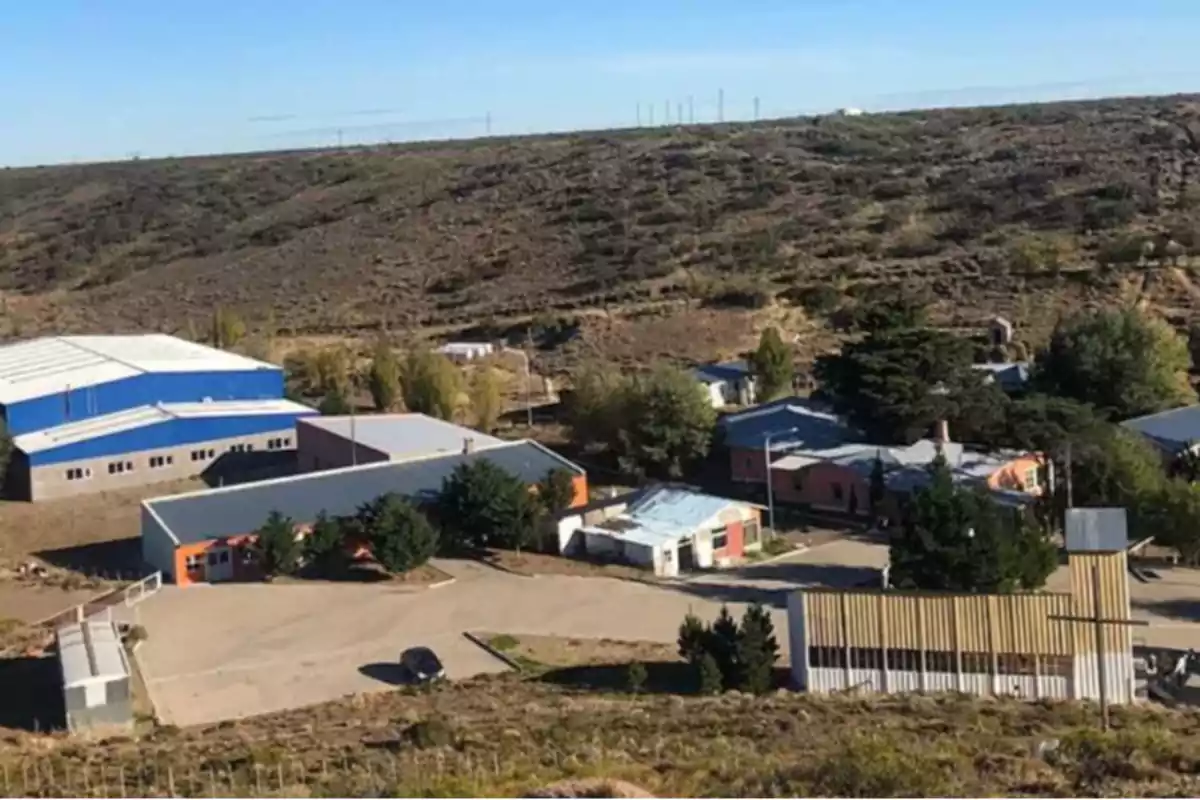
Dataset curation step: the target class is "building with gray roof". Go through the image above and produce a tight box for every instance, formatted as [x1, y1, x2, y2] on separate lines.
[141, 439, 586, 585]
[1121, 405, 1200, 458]
[296, 413, 505, 472]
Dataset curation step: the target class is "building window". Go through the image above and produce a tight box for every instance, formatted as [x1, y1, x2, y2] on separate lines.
[65, 467, 91, 481]
[283, 437, 291, 447]
[744, 519, 761, 546]
[712, 530, 729, 551]
[832, 483, 844, 502]
[184, 554, 203, 571]
[1023, 467, 1039, 489]
[207, 449, 215, 458]
[792, 472, 805, 491]
[191, 450, 205, 461]
[107, 461, 129, 475]
[149, 455, 173, 469]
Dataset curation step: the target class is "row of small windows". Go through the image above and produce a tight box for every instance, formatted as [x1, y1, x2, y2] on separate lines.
[64, 437, 292, 482]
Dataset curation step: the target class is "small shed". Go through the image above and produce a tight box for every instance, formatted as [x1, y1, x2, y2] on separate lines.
[989, 316, 1014, 347]
[56, 620, 133, 734]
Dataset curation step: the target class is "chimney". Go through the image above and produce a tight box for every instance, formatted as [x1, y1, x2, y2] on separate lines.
[463, 437, 475, 454]
[934, 419, 951, 444]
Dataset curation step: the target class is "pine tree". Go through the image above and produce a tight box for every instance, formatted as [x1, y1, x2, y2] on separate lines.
[369, 494, 439, 573]
[256, 510, 299, 577]
[626, 661, 648, 693]
[302, 511, 345, 576]
[698, 652, 723, 695]
[709, 605, 742, 689]
[737, 602, 780, 694]
[750, 326, 794, 401]
[366, 339, 400, 412]
[677, 611, 708, 663]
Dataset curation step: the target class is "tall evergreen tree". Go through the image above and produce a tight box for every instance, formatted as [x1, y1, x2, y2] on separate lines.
[708, 605, 742, 690]
[255, 510, 300, 577]
[749, 326, 794, 401]
[436, 460, 538, 553]
[737, 603, 780, 695]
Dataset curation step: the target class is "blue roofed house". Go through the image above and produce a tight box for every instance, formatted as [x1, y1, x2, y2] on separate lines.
[1121, 405, 1200, 461]
[693, 360, 757, 408]
[717, 396, 860, 486]
[972, 362, 1031, 394]
[571, 486, 764, 577]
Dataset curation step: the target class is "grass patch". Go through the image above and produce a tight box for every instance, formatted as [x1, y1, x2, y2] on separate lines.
[763, 536, 798, 556]
[488, 634, 519, 651]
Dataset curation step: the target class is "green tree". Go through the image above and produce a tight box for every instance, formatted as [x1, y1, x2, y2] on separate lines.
[888, 455, 1055, 592]
[255, 510, 299, 577]
[366, 339, 400, 412]
[868, 452, 887, 518]
[318, 386, 351, 415]
[708, 605, 742, 690]
[613, 365, 717, 478]
[468, 366, 506, 433]
[677, 611, 708, 663]
[1149, 478, 1200, 564]
[697, 651, 723, 695]
[535, 468, 577, 516]
[815, 325, 989, 444]
[436, 460, 538, 553]
[567, 361, 627, 451]
[737, 603, 780, 695]
[1033, 308, 1196, 420]
[849, 295, 928, 333]
[401, 348, 463, 420]
[749, 326, 794, 401]
[302, 511, 345, 575]
[211, 306, 245, 350]
[626, 661, 648, 693]
[369, 493, 440, 573]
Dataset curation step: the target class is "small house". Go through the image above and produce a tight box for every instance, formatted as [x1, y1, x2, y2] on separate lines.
[989, 316, 1015, 347]
[1121, 405, 1200, 461]
[573, 487, 763, 577]
[693, 360, 757, 408]
[436, 342, 494, 362]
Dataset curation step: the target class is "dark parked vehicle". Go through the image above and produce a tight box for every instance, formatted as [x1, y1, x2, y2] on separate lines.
[400, 646, 445, 684]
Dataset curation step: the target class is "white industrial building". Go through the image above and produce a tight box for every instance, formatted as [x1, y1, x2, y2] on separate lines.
[56, 619, 133, 734]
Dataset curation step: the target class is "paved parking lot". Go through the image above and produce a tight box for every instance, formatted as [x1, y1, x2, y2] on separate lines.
[135, 559, 794, 727]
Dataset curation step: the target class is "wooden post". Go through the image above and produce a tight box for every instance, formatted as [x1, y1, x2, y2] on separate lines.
[917, 596, 928, 693]
[986, 597, 999, 696]
[119, 766, 126, 798]
[255, 764, 263, 794]
[276, 762, 284, 791]
[877, 593, 889, 693]
[839, 593, 852, 689]
[167, 765, 176, 797]
[952, 596, 964, 692]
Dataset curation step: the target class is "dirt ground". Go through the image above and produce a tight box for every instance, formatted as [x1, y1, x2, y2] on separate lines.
[0, 478, 204, 566]
[480, 549, 657, 582]
[482, 633, 678, 670]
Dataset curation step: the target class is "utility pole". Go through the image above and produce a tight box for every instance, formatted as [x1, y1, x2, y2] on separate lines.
[763, 427, 799, 536]
[676, 102, 683, 126]
[336, 128, 344, 148]
[1065, 441, 1074, 509]
[648, 104, 654, 126]
[485, 111, 492, 135]
[664, 100, 670, 125]
[636, 103, 642, 127]
[717, 88, 725, 123]
[1049, 565, 1147, 731]
[687, 95, 695, 124]
[753, 96, 760, 121]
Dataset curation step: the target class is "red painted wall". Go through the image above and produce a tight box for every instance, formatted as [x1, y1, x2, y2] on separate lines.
[719, 520, 745, 558]
[730, 447, 770, 483]
[770, 462, 871, 515]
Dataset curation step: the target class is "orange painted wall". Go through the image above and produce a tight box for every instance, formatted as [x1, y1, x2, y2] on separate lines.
[570, 474, 589, 508]
[987, 455, 1044, 494]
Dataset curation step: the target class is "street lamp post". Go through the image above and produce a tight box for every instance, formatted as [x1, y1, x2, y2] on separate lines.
[503, 347, 533, 428]
[763, 426, 799, 536]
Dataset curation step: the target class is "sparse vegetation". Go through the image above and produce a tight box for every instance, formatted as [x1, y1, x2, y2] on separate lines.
[254, 510, 299, 577]
[400, 348, 463, 421]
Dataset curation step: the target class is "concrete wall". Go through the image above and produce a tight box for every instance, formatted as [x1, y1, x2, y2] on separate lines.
[141, 504, 179, 580]
[5, 369, 283, 436]
[63, 678, 133, 734]
[772, 462, 871, 515]
[295, 419, 390, 472]
[29, 426, 296, 501]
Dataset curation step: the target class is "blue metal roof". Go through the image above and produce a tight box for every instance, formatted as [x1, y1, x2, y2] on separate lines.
[1121, 405, 1200, 454]
[626, 486, 740, 529]
[693, 360, 751, 384]
[719, 396, 858, 451]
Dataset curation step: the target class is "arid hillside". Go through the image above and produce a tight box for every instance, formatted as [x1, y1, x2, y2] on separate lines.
[3, 93, 1200, 367]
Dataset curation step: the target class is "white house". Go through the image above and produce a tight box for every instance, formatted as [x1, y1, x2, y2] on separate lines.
[436, 342, 494, 362]
[692, 360, 756, 409]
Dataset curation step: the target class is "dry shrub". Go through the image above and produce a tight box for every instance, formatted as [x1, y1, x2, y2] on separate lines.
[798, 731, 965, 797]
[530, 777, 656, 797]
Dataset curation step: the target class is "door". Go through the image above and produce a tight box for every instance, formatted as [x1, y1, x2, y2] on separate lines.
[206, 547, 233, 582]
[677, 539, 695, 572]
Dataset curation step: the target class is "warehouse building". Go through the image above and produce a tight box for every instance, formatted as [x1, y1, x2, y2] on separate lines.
[0, 334, 316, 500]
[56, 619, 133, 735]
[786, 508, 1135, 703]
[141, 439, 588, 586]
[296, 413, 504, 472]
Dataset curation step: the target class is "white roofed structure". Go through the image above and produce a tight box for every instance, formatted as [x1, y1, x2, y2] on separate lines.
[0, 334, 277, 405]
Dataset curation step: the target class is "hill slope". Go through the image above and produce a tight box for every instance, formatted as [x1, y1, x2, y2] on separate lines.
[3, 94, 1200, 364]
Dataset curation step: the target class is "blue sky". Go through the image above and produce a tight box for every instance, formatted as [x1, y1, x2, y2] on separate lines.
[4, 0, 1200, 166]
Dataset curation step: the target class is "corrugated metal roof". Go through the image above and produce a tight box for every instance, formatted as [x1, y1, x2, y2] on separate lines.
[13, 399, 315, 454]
[300, 414, 504, 460]
[1065, 508, 1128, 553]
[626, 486, 741, 529]
[145, 440, 583, 544]
[56, 620, 129, 688]
[693, 360, 751, 384]
[1121, 405, 1200, 454]
[0, 334, 278, 405]
[719, 396, 857, 451]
